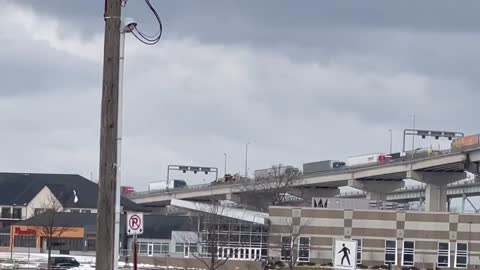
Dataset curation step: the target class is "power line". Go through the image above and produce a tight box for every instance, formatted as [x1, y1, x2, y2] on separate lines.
[128, 0, 163, 45]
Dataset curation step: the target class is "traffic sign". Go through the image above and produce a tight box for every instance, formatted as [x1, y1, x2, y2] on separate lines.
[333, 240, 357, 270]
[127, 212, 144, 235]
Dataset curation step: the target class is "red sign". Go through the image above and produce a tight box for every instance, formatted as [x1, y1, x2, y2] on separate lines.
[14, 227, 36, 236]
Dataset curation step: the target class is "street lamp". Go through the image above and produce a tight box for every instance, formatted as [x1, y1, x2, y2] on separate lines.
[113, 17, 138, 270]
[245, 143, 250, 178]
[224, 153, 227, 176]
[388, 130, 392, 154]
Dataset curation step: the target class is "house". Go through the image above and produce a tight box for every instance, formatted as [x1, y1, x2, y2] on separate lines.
[0, 172, 142, 229]
[6, 213, 196, 258]
[8, 212, 97, 255]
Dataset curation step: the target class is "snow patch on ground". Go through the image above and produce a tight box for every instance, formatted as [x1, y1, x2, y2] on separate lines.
[0, 253, 204, 269]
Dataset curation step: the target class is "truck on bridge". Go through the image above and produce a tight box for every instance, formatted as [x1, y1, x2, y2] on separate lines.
[303, 160, 345, 174]
[148, 179, 187, 191]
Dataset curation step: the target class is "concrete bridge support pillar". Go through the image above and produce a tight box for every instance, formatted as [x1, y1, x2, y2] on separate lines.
[225, 193, 242, 203]
[407, 171, 466, 212]
[348, 180, 405, 201]
[425, 184, 449, 212]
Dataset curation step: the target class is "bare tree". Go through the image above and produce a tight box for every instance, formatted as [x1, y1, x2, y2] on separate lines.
[34, 194, 72, 270]
[277, 217, 310, 270]
[238, 165, 303, 211]
[182, 200, 232, 270]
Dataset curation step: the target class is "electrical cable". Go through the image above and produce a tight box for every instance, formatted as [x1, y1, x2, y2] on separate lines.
[131, 0, 163, 45]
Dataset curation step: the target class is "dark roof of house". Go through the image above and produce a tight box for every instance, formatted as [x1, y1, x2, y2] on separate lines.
[0, 173, 142, 211]
[16, 212, 97, 227]
[141, 215, 196, 239]
[16, 213, 195, 240]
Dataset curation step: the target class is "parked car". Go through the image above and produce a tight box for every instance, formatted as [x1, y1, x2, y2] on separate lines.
[38, 256, 80, 270]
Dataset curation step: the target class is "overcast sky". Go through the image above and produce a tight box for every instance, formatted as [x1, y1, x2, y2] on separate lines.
[1, 0, 479, 191]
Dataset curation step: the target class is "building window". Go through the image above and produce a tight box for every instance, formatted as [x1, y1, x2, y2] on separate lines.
[0, 235, 10, 247]
[87, 239, 96, 251]
[80, 209, 91, 214]
[298, 237, 310, 262]
[455, 242, 468, 268]
[189, 243, 198, 253]
[70, 209, 80, 213]
[402, 241, 415, 266]
[12, 208, 22, 219]
[51, 238, 85, 251]
[385, 240, 397, 265]
[14, 236, 36, 248]
[1, 207, 11, 218]
[280, 236, 292, 261]
[175, 243, 184, 253]
[34, 208, 45, 216]
[162, 243, 170, 255]
[138, 242, 148, 255]
[353, 239, 362, 264]
[437, 242, 450, 268]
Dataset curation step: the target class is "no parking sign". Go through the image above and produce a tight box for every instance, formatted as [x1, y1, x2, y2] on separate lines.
[127, 212, 144, 235]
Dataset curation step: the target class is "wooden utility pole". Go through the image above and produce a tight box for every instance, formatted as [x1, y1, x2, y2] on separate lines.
[97, 0, 121, 270]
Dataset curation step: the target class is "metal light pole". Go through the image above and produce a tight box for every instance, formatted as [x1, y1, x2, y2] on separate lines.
[388, 130, 392, 154]
[114, 18, 137, 270]
[245, 143, 250, 178]
[411, 115, 416, 159]
[224, 153, 227, 176]
[468, 221, 472, 269]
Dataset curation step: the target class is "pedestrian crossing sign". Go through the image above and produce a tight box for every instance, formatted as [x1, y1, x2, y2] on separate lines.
[334, 240, 357, 270]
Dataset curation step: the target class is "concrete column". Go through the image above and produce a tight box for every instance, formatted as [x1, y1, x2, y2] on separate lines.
[225, 193, 242, 203]
[407, 171, 466, 212]
[425, 184, 448, 212]
[348, 180, 405, 201]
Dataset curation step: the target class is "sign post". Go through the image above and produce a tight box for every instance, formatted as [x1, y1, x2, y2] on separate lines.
[133, 234, 137, 270]
[333, 240, 357, 270]
[127, 213, 144, 270]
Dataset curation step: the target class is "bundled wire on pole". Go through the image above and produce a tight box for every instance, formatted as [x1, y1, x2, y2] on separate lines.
[130, 0, 163, 45]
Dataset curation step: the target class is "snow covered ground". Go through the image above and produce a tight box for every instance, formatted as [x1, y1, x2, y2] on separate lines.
[0, 253, 204, 270]
[0, 253, 95, 269]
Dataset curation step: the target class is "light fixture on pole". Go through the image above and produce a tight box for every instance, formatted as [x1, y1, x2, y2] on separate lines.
[224, 153, 227, 176]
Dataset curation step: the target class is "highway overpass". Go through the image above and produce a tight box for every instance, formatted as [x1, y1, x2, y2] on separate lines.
[129, 147, 480, 212]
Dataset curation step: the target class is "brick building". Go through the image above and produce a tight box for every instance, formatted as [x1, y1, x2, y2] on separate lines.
[269, 206, 478, 269]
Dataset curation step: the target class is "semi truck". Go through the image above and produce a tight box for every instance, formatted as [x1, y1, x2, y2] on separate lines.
[303, 160, 346, 174]
[148, 179, 187, 191]
[346, 153, 391, 167]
